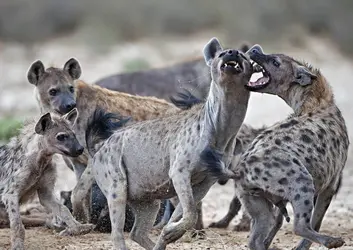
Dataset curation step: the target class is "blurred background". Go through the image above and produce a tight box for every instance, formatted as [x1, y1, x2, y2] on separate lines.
[1, 2, 353, 247]
[0, 0, 352, 148]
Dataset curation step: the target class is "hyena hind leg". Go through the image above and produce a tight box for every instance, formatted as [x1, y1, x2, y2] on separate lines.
[294, 189, 337, 250]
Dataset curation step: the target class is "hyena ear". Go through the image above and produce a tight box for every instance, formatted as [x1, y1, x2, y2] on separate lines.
[293, 65, 317, 86]
[27, 60, 45, 85]
[62, 108, 79, 127]
[35, 113, 53, 135]
[247, 44, 264, 55]
[63, 58, 81, 80]
[203, 37, 223, 67]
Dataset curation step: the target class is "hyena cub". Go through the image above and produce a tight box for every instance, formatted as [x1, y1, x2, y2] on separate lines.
[0, 109, 93, 250]
[224, 45, 348, 250]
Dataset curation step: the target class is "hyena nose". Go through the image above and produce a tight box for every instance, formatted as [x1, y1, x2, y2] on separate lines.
[227, 49, 238, 55]
[65, 102, 76, 111]
[76, 145, 84, 155]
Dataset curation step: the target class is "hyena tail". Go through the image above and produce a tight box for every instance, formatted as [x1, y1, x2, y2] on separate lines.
[85, 108, 131, 157]
[200, 146, 242, 180]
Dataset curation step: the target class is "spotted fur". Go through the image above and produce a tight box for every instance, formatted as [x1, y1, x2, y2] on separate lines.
[85, 38, 253, 250]
[232, 46, 349, 250]
[0, 109, 93, 250]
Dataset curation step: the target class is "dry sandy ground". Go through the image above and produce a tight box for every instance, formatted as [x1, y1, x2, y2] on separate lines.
[1, 33, 353, 249]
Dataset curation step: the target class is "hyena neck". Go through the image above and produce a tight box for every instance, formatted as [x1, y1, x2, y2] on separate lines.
[284, 77, 334, 116]
[202, 80, 250, 151]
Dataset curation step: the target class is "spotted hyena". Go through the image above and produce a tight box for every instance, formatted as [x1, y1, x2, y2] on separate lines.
[220, 45, 348, 250]
[85, 38, 253, 250]
[0, 109, 94, 250]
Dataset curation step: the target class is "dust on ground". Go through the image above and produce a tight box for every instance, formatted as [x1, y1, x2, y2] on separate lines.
[1, 34, 353, 249]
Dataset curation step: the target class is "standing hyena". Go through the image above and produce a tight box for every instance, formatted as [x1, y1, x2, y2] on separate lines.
[0, 109, 94, 250]
[220, 45, 348, 250]
[84, 37, 254, 250]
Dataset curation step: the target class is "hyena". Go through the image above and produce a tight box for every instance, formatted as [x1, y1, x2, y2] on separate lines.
[218, 45, 348, 250]
[27, 58, 178, 224]
[85, 37, 253, 250]
[0, 109, 94, 250]
[159, 90, 267, 231]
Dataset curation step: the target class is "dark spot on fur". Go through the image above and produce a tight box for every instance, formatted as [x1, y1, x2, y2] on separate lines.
[247, 156, 259, 164]
[262, 177, 268, 181]
[278, 178, 288, 185]
[305, 157, 311, 164]
[300, 186, 309, 193]
[296, 213, 300, 219]
[306, 218, 310, 224]
[263, 162, 272, 168]
[275, 139, 281, 146]
[302, 213, 307, 218]
[254, 167, 261, 174]
[283, 136, 292, 142]
[294, 194, 301, 200]
[277, 189, 285, 193]
[112, 193, 117, 199]
[273, 162, 280, 168]
[304, 200, 310, 206]
[264, 171, 273, 177]
[264, 149, 271, 155]
[105, 173, 108, 178]
[292, 158, 300, 166]
[197, 124, 200, 131]
[301, 134, 312, 143]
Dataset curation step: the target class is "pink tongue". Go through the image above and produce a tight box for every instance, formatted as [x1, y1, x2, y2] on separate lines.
[248, 77, 269, 86]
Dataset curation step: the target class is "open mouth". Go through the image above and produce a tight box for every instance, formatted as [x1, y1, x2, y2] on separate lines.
[220, 60, 242, 74]
[246, 60, 270, 90]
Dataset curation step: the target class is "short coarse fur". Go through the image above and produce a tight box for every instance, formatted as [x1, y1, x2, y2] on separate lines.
[0, 109, 93, 250]
[230, 46, 349, 250]
[85, 38, 253, 250]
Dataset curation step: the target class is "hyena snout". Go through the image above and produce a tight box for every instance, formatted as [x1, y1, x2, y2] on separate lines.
[59, 101, 76, 114]
[65, 141, 84, 157]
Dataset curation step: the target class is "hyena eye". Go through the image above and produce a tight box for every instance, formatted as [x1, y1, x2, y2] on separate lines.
[49, 89, 57, 96]
[56, 134, 68, 141]
[69, 86, 75, 93]
[272, 59, 280, 67]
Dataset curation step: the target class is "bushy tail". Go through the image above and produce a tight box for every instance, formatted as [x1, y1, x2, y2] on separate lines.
[170, 89, 203, 110]
[200, 146, 242, 180]
[85, 108, 131, 157]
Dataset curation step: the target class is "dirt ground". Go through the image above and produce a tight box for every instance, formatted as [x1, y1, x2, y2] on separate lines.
[1, 171, 353, 250]
[1, 34, 353, 249]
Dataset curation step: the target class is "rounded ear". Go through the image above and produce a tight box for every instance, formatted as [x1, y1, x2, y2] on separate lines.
[62, 108, 79, 126]
[35, 113, 53, 135]
[63, 58, 81, 80]
[293, 65, 317, 86]
[203, 37, 223, 67]
[27, 60, 45, 85]
[247, 44, 264, 56]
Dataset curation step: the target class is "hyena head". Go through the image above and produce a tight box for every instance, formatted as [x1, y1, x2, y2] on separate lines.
[203, 37, 253, 87]
[245, 45, 318, 96]
[27, 58, 82, 115]
[35, 108, 84, 157]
